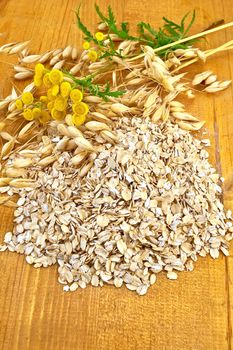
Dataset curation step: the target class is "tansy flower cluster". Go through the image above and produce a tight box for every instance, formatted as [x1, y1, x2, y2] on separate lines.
[83, 31, 104, 62]
[16, 64, 89, 127]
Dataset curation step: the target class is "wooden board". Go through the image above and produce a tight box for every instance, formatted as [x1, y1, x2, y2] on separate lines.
[0, 0, 232, 349]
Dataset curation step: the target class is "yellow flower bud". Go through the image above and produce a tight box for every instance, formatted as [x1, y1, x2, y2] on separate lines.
[39, 111, 51, 124]
[49, 69, 63, 85]
[51, 108, 65, 121]
[40, 96, 48, 103]
[95, 32, 104, 41]
[51, 84, 59, 97]
[60, 82, 72, 98]
[23, 108, 34, 121]
[88, 50, 98, 62]
[35, 63, 45, 78]
[43, 73, 53, 88]
[21, 92, 34, 105]
[32, 107, 42, 119]
[15, 99, 23, 110]
[72, 102, 89, 115]
[72, 114, 86, 127]
[54, 96, 67, 112]
[83, 41, 90, 50]
[34, 74, 43, 87]
[70, 89, 83, 103]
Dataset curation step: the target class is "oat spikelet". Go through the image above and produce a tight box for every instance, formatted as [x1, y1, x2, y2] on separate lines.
[0, 196, 16, 207]
[111, 103, 130, 115]
[0, 178, 11, 186]
[53, 60, 65, 69]
[0, 132, 13, 141]
[172, 112, 199, 122]
[0, 100, 10, 110]
[205, 74, 217, 85]
[203, 80, 232, 92]
[85, 121, 111, 132]
[14, 71, 33, 80]
[71, 47, 78, 60]
[1, 139, 15, 158]
[151, 105, 163, 122]
[71, 151, 88, 166]
[18, 121, 35, 139]
[5, 168, 27, 178]
[9, 179, 35, 188]
[67, 126, 84, 138]
[37, 156, 56, 167]
[39, 51, 53, 63]
[74, 137, 95, 152]
[40, 144, 54, 157]
[192, 71, 213, 85]
[56, 123, 70, 137]
[178, 120, 205, 131]
[21, 54, 41, 63]
[8, 41, 30, 54]
[79, 162, 94, 178]
[62, 45, 73, 58]
[100, 130, 118, 143]
[69, 63, 82, 75]
[12, 158, 33, 168]
[90, 112, 113, 124]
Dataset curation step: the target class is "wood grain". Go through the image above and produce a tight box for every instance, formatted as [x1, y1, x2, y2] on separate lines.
[0, 1, 232, 349]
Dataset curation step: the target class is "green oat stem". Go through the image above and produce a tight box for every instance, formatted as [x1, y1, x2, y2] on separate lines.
[64, 70, 125, 101]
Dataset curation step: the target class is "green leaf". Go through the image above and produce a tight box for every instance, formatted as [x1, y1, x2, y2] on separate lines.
[138, 22, 157, 38]
[108, 5, 117, 26]
[76, 7, 97, 43]
[95, 3, 108, 23]
[162, 16, 181, 31]
[183, 10, 196, 36]
[77, 4, 198, 59]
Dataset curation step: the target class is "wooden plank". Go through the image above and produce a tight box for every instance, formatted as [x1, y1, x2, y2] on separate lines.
[0, 0, 232, 349]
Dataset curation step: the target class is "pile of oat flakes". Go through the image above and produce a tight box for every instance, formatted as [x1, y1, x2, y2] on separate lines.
[1, 116, 232, 295]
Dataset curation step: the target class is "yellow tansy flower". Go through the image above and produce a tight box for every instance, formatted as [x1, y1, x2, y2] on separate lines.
[35, 63, 45, 78]
[39, 111, 50, 124]
[15, 99, 23, 109]
[40, 95, 48, 103]
[34, 75, 43, 87]
[51, 108, 65, 121]
[72, 102, 89, 115]
[32, 107, 41, 119]
[43, 73, 53, 88]
[52, 84, 59, 97]
[47, 101, 54, 111]
[82, 41, 90, 50]
[23, 108, 34, 121]
[49, 69, 63, 85]
[22, 92, 34, 105]
[95, 32, 104, 41]
[72, 114, 86, 127]
[60, 81, 72, 98]
[88, 50, 98, 62]
[70, 89, 83, 103]
[47, 88, 56, 101]
[54, 96, 67, 112]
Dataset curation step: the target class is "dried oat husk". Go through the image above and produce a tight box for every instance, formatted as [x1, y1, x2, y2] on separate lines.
[71, 151, 88, 166]
[37, 156, 56, 167]
[0, 178, 11, 186]
[85, 121, 111, 132]
[1, 139, 15, 159]
[9, 179, 35, 188]
[178, 120, 205, 131]
[74, 137, 95, 152]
